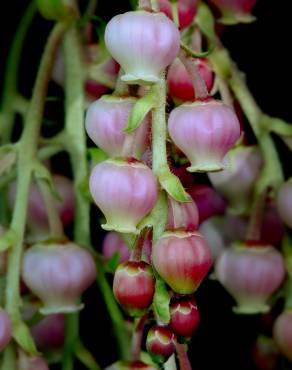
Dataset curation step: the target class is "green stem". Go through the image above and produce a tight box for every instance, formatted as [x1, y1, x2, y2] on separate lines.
[0, 344, 16, 370]
[151, 72, 168, 176]
[37, 178, 64, 238]
[0, 2, 37, 143]
[0, 144, 64, 191]
[212, 49, 284, 191]
[63, 26, 90, 249]
[2, 21, 68, 366]
[62, 24, 88, 370]
[96, 257, 130, 359]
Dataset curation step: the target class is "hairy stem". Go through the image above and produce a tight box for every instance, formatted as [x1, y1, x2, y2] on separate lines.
[2, 21, 68, 366]
[0, 2, 36, 143]
[179, 49, 209, 100]
[37, 178, 64, 238]
[152, 72, 168, 176]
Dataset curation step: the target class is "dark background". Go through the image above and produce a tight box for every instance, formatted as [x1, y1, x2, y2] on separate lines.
[1, 1, 292, 369]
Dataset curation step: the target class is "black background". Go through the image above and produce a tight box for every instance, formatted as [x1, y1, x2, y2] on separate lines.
[1, 1, 292, 369]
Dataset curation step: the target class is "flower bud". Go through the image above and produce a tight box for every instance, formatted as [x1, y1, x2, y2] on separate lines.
[252, 336, 279, 370]
[209, 146, 262, 214]
[167, 58, 213, 102]
[208, 0, 257, 24]
[167, 196, 199, 231]
[152, 231, 212, 294]
[146, 325, 176, 363]
[273, 311, 292, 362]
[215, 243, 286, 314]
[85, 96, 150, 159]
[31, 314, 65, 349]
[22, 242, 96, 314]
[170, 296, 200, 337]
[102, 232, 130, 264]
[158, 0, 198, 29]
[188, 184, 226, 223]
[113, 261, 155, 316]
[276, 178, 292, 229]
[0, 309, 12, 352]
[105, 10, 180, 84]
[89, 159, 158, 234]
[168, 100, 241, 172]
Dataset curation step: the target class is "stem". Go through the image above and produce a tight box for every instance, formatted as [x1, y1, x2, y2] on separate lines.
[150, 0, 159, 11]
[245, 189, 267, 241]
[151, 72, 168, 176]
[179, 49, 209, 100]
[211, 48, 284, 193]
[130, 314, 148, 361]
[0, 344, 16, 370]
[0, 2, 36, 143]
[2, 21, 68, 366]
[138, 0, 152, 10]
[216, 76, 233, 106]
[175, 343, 192, 370]
[64, 26, 91, 249]
[0, 144, 64, 191]
[37, 178, 64, 238]
[130, 228, 150, 261]
[171, 2, 179, 27]
[96, 256, 130, 359]
[63, 24, 89, 370]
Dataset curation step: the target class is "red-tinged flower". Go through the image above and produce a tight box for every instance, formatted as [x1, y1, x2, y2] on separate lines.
[146, 325, 176, 363]
[276, 178, 292, 229]
[209, 145, 262, 215]
[273, 311, 292, 362]
[152, 230, 212, 294]
[167, 196, 199, 231]
[252, 336, 279, 370]
[102, 232, 130, 264]
[208, 0, 257, 24]
[113, 261, 155, 316]
[85, 96, 150, 159]
[31, 314, 65, 349]
[158, 0, 198, 29]
[188, 184, 226, 223]
[22, 242, 96, 314]
[105, 10, 180, 84]
[170, 296, 200, 337]
[168, 100, 241, 172]
[0, 309, 11, 352]
[89, 159, 158, 234]
[215, 243, 286, 314]
[167, 58, 213, 102]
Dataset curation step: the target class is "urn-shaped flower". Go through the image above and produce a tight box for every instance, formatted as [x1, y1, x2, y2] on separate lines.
[168, 100, 241, 172]
[113, 261, 155, 316]
[85, 96, 150, 159]
[105, 10, 180, 84]
[152, 230, 212, 294]
[22, 242, 97, 314]
[89, 159, 158, 234]
[215, 243, 286, 314]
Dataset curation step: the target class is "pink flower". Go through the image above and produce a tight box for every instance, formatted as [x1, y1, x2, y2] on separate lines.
[105, 10, 180, 84]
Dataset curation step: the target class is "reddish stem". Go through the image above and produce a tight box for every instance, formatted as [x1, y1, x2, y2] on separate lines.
[131, 314, 149, 361]
[130, 228, 151, 262]
[175, 343, 192, 370]
[179, 49, 209, 100]
[246, 190, 267, 242]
